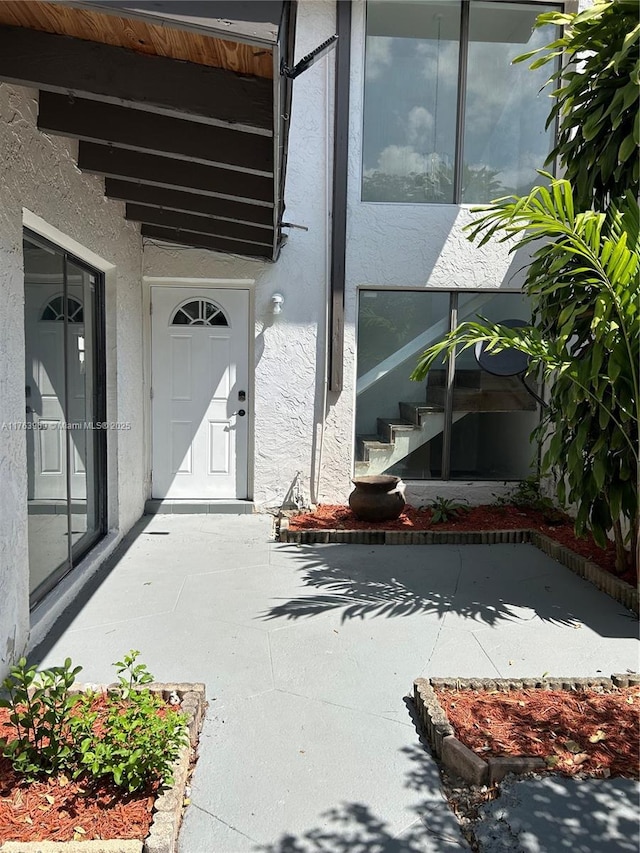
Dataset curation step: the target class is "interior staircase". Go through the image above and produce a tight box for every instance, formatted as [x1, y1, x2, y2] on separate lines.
[355, 370, 537, 477]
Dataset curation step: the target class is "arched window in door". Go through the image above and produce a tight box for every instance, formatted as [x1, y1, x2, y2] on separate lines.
[171, 299, 229, 327]
[41, 294, 84, 323]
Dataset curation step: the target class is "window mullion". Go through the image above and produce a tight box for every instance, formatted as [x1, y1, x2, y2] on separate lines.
[441, 292, 458, 479]
[62, 254, 73, 569]
[453, 0, 470, 204]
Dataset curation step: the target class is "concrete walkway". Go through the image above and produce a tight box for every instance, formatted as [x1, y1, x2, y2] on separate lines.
[32, 514, 639, 852]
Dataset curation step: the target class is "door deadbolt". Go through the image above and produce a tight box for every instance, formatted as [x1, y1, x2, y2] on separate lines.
[238, 390, 246, 401]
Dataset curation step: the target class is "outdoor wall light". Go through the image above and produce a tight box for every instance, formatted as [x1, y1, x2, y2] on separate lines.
[271, 293, 285, 315]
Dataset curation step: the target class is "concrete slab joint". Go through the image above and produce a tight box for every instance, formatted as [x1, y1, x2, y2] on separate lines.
[0, 684, 206, 853]
[414, 675, 638, 787]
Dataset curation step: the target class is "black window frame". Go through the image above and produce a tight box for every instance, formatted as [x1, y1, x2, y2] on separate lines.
[354, 287, 543, 481]
[362, 0, 563, 205]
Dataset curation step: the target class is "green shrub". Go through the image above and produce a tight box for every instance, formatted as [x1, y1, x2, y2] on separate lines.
[0, 650, 187, 793]
[426, 497, 469, 524]
[0, 656, 82, 779]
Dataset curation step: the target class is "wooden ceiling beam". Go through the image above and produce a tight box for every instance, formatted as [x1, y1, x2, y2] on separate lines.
[0, 24, 273, 133]
[141, 224, 275, 260]
[38, 93, 273, 176]
[126, 204, 274, 245]
[78, 143, 274, 205]
[104, 180, 275, 227]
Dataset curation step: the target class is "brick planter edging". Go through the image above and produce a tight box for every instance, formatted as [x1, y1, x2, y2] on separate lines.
[413, 673, 640, 786]
[278, 518, 639, 614]
[0, 682, 206, 853]
[528, 531, 638, 613]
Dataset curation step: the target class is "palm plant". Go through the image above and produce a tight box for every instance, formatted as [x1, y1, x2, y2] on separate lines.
[411, 179, 639, 573]
[515, 0, 639, 212]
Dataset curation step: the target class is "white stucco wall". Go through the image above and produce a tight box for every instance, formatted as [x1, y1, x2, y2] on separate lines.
[320, 0, 544, 505]
[0, 83, 145, 672]
[143, 0, 336, 510]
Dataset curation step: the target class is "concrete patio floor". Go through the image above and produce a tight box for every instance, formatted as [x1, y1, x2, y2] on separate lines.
[31, 513, 639, 852]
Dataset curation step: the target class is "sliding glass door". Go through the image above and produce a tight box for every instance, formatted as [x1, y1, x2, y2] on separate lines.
[23, 232, 106, 606]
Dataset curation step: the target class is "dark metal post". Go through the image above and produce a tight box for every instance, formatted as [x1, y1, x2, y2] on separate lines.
[328, 0, 351, 393]
[453, 0, 469, 203]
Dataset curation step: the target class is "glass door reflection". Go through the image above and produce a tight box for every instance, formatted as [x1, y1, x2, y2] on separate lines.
[24, 240, 70, 594]
[24, 235, 106, 605]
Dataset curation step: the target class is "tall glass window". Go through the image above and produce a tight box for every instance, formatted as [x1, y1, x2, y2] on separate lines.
[23, 233, 106, 605]
[363, 2, 460, 203]
[355, 290, 540, 480]
[362, 0, 560, 204]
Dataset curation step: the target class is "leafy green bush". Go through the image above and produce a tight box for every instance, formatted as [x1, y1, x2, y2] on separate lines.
[494, 478, 565, 524]
[0, 650, 187, 793]
[516, 0, 639, 211]
[0, 656, 82, 779]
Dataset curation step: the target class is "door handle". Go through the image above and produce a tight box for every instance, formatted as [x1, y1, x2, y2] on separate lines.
[237, 409, 246, 417]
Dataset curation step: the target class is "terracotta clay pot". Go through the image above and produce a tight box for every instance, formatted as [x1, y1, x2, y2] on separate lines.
[349, 475, 406, 522]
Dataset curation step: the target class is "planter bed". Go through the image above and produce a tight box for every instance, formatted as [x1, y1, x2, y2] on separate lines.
[278, 516, 639, 615]
[0, 682, 206, 853]
[413, 674, 640, 787]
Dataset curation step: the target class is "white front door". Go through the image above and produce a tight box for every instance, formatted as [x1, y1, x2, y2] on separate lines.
[151, 287, 250, 499]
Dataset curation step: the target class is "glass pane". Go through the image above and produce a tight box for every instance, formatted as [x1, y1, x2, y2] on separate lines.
[362, 1, 460, 203]
[172, 299, 228, 327]
[462, 2, 559, 203]
[450, 412, 537, 479]
[66, 263, 94, 553]
[355, 290, 450, 479]
[449, 291, 539, 479]
[23, 238, 70, 595]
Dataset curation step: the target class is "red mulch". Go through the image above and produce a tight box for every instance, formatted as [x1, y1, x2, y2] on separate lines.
[0, 694, 170, 843]
[287, 504, 637, 586]
[436, 686, 640, 779]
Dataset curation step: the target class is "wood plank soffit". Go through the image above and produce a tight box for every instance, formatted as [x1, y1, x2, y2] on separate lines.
[86, 1, 286, 45]
[0, 1, 274, 76]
